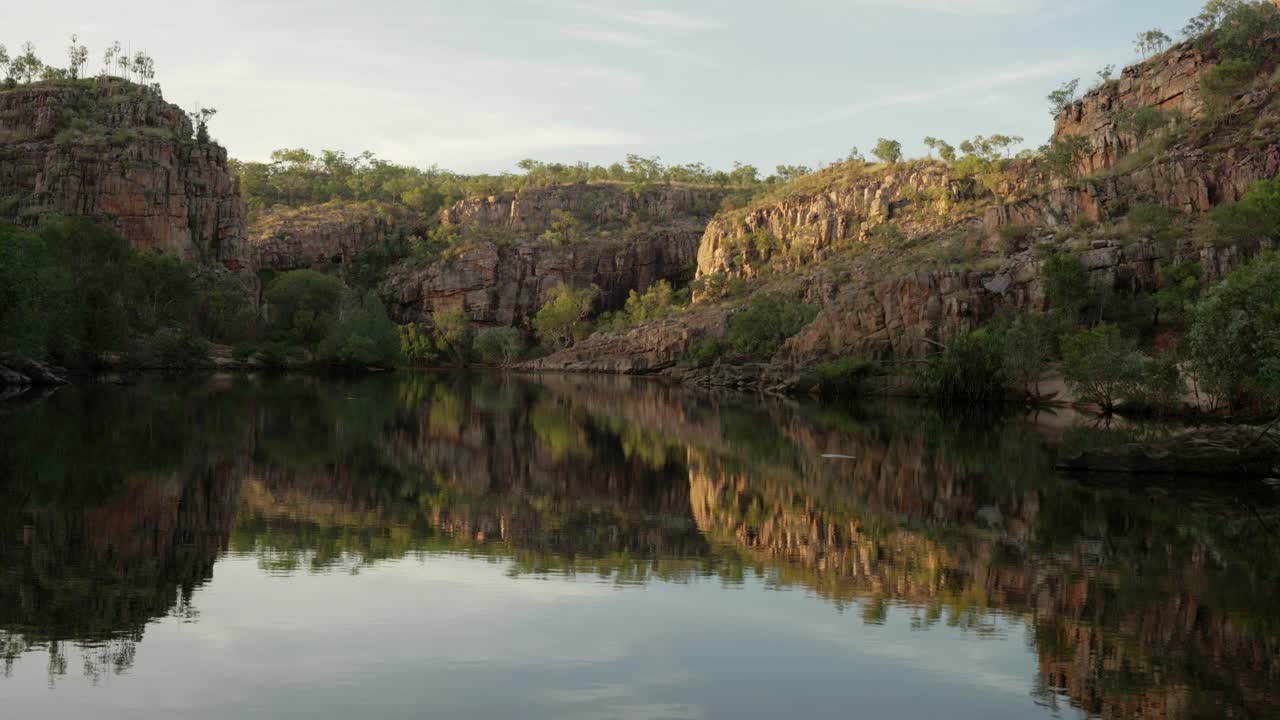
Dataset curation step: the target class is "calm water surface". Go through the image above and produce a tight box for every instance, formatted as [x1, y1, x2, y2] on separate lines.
[1, 373, 1277, 719]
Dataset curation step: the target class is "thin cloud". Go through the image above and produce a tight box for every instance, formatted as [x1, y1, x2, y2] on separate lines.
[853, 0, 1050, 16]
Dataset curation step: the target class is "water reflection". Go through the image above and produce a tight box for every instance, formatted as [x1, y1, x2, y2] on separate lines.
[0, 373, 1277, 718]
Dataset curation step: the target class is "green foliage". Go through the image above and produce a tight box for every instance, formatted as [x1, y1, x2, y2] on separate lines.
[1003, 314, 1053, 396]
[1115, 107, 1169, 145]
[1135, 29, 1173, 58]
[1186, 251, 1280, 410]
[148, 327, 209, 367]
[1201, 57, 1261, 104]
[1184, 0, 1280, 61]
[1061, 324, 1145, 411]
[1200, 177, 1280, 249]
[813, 357, 875, 396]
[1047, 78, 1080, 117]
[0, 217, 134, 365]
[1044, 254, 1094, 324]
[916, 328, 1009, 403]
[1039, 135, 1091, 181]
[871, 138, 903, 165]
[923, 137, 957, 162]
[998, 225, 1032, 254]
[431, 305, 472, 361]
[539, 209, 581, 246]
[870, 223, 907, 248]
[610, 280, 681, 327]
[725, 294, 819, 357]
[399, 322, 441, 365]
[533, 284, 600, 350]
[264, 270, 344, 350]
[1154, 261, 1203, 326]
[123, 252, 194, 333]
[230, 150, 764, 216]
[474, 326, 525, 366]
[318, 291, 401, 367]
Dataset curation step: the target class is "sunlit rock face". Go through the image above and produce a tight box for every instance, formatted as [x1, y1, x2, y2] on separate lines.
[0, 79, 256, 294]
[381, 185, 729, 327]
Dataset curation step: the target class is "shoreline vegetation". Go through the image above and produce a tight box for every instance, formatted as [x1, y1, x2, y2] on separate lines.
[3, 2, 1280, 475]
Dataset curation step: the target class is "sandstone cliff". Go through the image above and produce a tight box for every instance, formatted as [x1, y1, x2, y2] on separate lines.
[0, 78, 255, 292]
[250, 200, 425, 273]
[381, 184, 728, 326]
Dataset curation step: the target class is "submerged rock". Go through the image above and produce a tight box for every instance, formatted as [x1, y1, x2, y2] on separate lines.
[1056, 425, 1280, 478]
[0, 354, 68, 387]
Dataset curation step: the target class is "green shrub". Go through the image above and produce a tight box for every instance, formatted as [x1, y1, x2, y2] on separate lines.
[1154, 261, 1203, 327]
[1186, 251, 1280, 411]
[318, 290, 401, 367]
[726, 294, 818, 357]
[813, 358, 875, 396]
[1044, 254, 1094, 325]
[149, 327, 210, 367]
[1199, 177, 1280, 249]
[533, 284, 600, 350]
[870, 223, 907, 248]
[265, 269, 345, 350]
[1061, 324, 1145, 411]
[1002, 313, 1053, 396]
[682, 338, 728, 366]
[998, 225, 1032, 254]
[1127, 353, 1186, 415]
[916, 328, 1009, 403]
[1201, 58, 1261, 104]
[474, 326, 525, 365]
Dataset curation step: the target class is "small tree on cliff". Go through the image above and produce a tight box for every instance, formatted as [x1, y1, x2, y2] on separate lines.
[1115, 107, 1169, 146]
[10, 42, 44, 84]
[1135, 29, 1172, 58]
[189, 106, 217, 144]
[872, 138, 903, 165]
[1047, 78, 1080, 117]
[0, 45, 9, 82]
[66, 34, 88, 79]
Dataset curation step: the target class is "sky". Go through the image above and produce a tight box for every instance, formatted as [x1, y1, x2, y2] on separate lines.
[9, 0, 1207, 174]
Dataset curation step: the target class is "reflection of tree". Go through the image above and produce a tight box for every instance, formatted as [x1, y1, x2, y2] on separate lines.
[0, 380, 252, 681]
[1, 372, 1277, 718]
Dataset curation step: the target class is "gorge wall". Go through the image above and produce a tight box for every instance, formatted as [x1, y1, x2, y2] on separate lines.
[250, 200, 425, 273]
[0, 79, 255, 292]
[381, 184, 728, 327]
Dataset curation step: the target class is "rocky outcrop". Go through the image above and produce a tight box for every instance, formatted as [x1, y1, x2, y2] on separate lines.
[0, 79, 255, 291]
[521, 309, 728, 374]
[695, 162, 966, 282]
[382, 184, 727, 326]
[250, 200, 424, 272]
[0, 353, 67, 387]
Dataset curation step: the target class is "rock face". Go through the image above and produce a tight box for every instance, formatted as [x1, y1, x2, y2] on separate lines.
[382, 184, 727, 326]
[251, 201, 424, 272]
[696, 162, 964, 282]
[0, 79, 254, 289]
[521, 310, 728, 374]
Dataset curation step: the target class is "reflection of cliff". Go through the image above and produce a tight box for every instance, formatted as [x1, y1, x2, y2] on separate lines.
[231, 375, 710, 573]
[683, 427, 1280, 720]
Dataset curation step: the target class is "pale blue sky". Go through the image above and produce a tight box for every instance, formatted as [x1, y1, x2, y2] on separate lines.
[11, 0, 1205, 173]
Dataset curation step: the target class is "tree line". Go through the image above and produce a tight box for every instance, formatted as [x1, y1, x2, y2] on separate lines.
[1, 37, 158, 91]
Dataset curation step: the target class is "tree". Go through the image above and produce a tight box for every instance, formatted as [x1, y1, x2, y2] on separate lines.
[474, 327, 525, 365]
[264, 270, 345, 350]
[1200, 177, 1280, 249]
[1044, 254, 1094, 325]
[1039, 135, 1091, 182]
[1186, 251, 1280, 410]
[872, 138, 903, 165]
[1047, 78, 1080, 117]
[189, 106, 217, 144]
[11, 42, 43, 84]
[1115, 107, 1168, 146]
[66, 35, 88, 79]
[430, 305, 471, 361]
[1135, 29, 1172, 58]
[533, 284, 600, 350]
[725, 293, 818, 357]
[1185, 0, 1280, 61]
[1094, 64, 1116, 88]
[1061, 324, 1145, 411]
[124, 252, 194, 333]
[1154, 261, 1203, 327]
[1003, 314, 1053, 397]
[1200, 57, 1260, 103]
[774, 165, 812, 183]
[916, 328, 1009, 403]
[0, 44, 9, 82]
[102, 42, 121, 77]
[319, 290, 401, 366]
[923, 137, 957, 163]
[846, 147, 865, 163]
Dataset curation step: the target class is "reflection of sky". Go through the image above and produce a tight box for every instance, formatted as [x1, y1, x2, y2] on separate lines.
[3, 554, 1086, 720]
